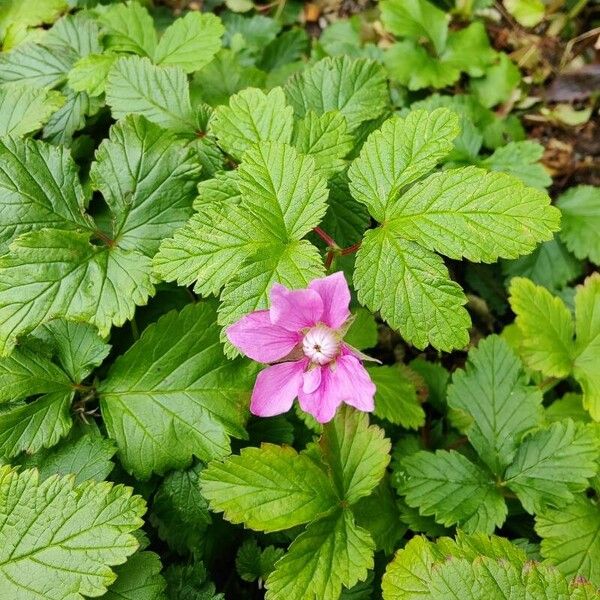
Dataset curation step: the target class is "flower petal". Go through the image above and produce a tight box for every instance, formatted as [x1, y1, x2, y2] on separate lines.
[269, 283, 323, 332]
[303, 366, 322, 394]
[309, 272, 351, 329]
[250, 360, 305, 417]
[227, 310, 299, 363]
[335, 354, 376, 412]
[298, 367, 342, 423]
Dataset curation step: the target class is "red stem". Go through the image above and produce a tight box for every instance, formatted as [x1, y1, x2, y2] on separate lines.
[313, 227, 337, 248]
[340, 241, 361, 255]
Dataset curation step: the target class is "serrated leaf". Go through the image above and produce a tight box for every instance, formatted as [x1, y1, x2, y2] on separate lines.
[265, 509, 374, 600]
[348, 109, 459, 222]
[447, 335, 543, 474]
[106, 56, 195, 133]
[319, 405, 391, 504]
[0, 84, 64, 136]
[104, 551, 166, 600]
[573, 274, 600, 420]
[504, 420, 599, 513]
[151, 464, 211, 555]
[154, 12, 223, 73]
[211, 87, 293, 160]
[0, 0, 67, 41]
[68, 53, 117, 96]
[0, 467, 145, 599]
[42, 89, 101, 145]
[200, 443, 337, 532]
[91, 115, 202, 256]
[97, 1, 157, 57]
[557, 186, 600, 265]
[401, 450, 507, 533]
[285, 56, 388, 132]
[470, 53, 521, 108]
[236, 538, 284, 583]
[536, 495, 600, 586]
[0, 136, 92, 252]
[99, 303, 253, 479]
[509, 277, 575, 378]
[388, 167, 560, 261]
[0, 229, 154, 354]
[367, 365, 425, 429]
[164, 562, 223, 600]
[45, 13, 101, 57]
[354, 227, 470, 351]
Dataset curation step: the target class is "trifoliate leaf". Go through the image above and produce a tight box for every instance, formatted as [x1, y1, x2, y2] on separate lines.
[0, 84, 64, 136]
[0, 41, 75, 88]
[200, 443, 337, 532]
[0, 136, 92, 252]
[536, 495, 600, 586]
[150, 463, 211, 555]
[106, 56, 195, 133]
[154, 12, 224, 73]
[17, 423, 117, 485]
[0, 467, 145, 599]
[482, 140, 552, 189]
[97, 1, 157, 57]
[285, 56, 388, 132]
[319, 405, 391, 504]
[265, 509, 374, 600]
[292, 110, 353, 177]
[400, 450, 507, 533]
[367, 365, 425, 429]
[503, 237, 582, 292]
[348, 109, 459, 222]
[388, 167, 560, 261]
[447, 335, 543, 474]
[236, 538, 284, 583]
[509, 277, 575, 378]
[91, 115, 202, 256]
[504, 420, 599, 513]
[211, 87, 293, 160]
[557, 186, 600, 265]
[573, 273, 600, 420]
[380, 0, 449, 54]
[68, 53, 117, 96]
[104, 551, 166, 600]
[470, 53, 521, 108]
[354, 228, 470, 351]
[0, 229, 154, 354]
[99, 302, 253, 479]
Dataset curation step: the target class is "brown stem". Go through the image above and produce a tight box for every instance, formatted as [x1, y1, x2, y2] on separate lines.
[340, 241, 361, 255]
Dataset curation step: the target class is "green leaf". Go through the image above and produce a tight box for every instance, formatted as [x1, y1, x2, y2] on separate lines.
[354, 227, 470, 351]
[0, 136, 92, 252]
[348, 109, 459, 222]
[368, 365, 425, 429]
[97, 1, 157, 57]
[536, 495, 600, 587]
[344, 307, 377, 350]
[259, 27, 308, 71]
[380, 0, 449, 54]
[504, 0, 545, 27]
[0, 0, 66, 41]
[292, 110, 353, 177]
[200, 443, 337, 532]
[503, 236, 582, 292]
[68, 53, 117, 97]
[106, 56, 195, 133]
[99, 303, 253, 479]
[45, 13, 102, 57]
[154, 12, 224, 73]
[236, 538, 284, 583]
[211, 87, 293, 160]
[319, 405, 391, 504]
[150, 464, 211, 555]
[470, 53, 521, 108]
[442, 22, 496, 77]
[482, 140, 551, 189]
[400, 450, 507, 533]
[104, 551, 166, 600]
[0, 84, 64, 136]
[509, 277, 575, 378]
[17, 423, 117, 485]
[447, 335, 543, 474]
[265, 509, 374, 600]
[557, 186, 600, 265]
[388, 167, 560, 261]
[0, 229, 154, 354]
[504, 420, 600, 513]
[545, 393, 590, 424]
[0, 467, 145, 599]
[285, 56, 388, 132]
[91, 115, 202, 256]
[164, 562, 223, 600]
[573, 273, 600, 420]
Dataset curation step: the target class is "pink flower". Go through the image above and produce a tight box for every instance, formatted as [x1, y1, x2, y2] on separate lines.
[227, 272, 376, 423]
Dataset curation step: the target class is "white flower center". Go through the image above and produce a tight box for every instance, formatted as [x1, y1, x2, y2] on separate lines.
[302, 325, 340, 365]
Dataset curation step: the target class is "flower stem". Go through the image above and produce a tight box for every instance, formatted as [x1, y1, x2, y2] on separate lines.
[313, 227, 338, 248]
